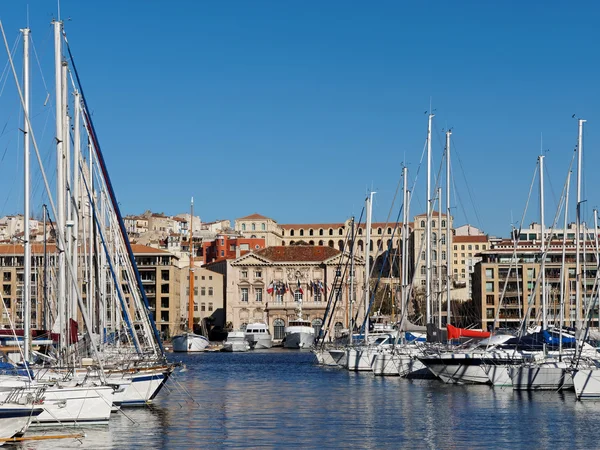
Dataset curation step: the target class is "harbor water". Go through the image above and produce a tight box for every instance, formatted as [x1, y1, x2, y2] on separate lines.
[14, 349, 600, 449]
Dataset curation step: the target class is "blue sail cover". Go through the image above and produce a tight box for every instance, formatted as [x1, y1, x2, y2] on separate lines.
[405, 332, 426, 342]
[542, 330, 577, 347]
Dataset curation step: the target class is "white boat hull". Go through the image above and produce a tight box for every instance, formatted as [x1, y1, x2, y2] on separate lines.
[31, 385, 114, 427]
[328, 349, 347, 367]
[283, 332, 314, 349]
[510, 363, 573, 391]
[111, 368, 170, 407]
[0, 404, 43, 442]
[222, 340, 251, 352]
[372, 351, 400, 376]
[172, 333, 209, 352]
[573, 369, 600, 400]
[346, 348, 376, 372]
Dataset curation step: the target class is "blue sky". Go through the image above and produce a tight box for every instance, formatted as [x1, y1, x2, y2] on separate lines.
[0, 1, 599, 237]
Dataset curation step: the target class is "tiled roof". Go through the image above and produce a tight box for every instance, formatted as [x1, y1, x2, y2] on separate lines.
[414, 211, 448, 218]
[130, 244, 171, 254]
[255, 245, 340, 262]
[453, 235, 489, 243]
[281, 223, 344, 230]
[0, 244, 57, 254]
[238, 213, 273, 221]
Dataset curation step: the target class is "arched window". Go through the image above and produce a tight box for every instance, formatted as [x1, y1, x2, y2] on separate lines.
[290, 230, 295, 236]
[282, 230, 285, 236]
[312, 318, 323, 339]
[338, 240, 344, 251]
[377, 228, 382, 235]
[421, 251, 425, 260]
[358, 228, 363, 235]
[318, 240, 324, 246]
[328, 240, 334, 248]
[282, 242, 286, 246]
[309, 229, 314, 236]
[300, 229, 304, 236]
[442, 220, 446, 228]
[441, 234, 446, 245]
[369, 240, 373, 251]
[337, 228, 342, 236]
[334, 322, 344, 338]
[432, 250, 437, 261]
[309, 240, 315, 245]
[420, 265, 426, 275]
[358, 240, 364, 252]
[420, 220, 425, 227]
[377, 239, 382, 250]
[261, 223, 266, 231]
[319, 229, 324, 236]
[432, 232, 437, 245]
[242, 223, 246, 231]
[329, 229, 333, 236]
[273, 319, 285, 340]
[290, 241, 295, 245]
[252, 223, 256, 231]
[432, 220, 436, 228]
[387, 228, 392, 234]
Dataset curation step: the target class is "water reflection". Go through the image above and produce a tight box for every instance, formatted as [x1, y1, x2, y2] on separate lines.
[12, 350, 600, 449]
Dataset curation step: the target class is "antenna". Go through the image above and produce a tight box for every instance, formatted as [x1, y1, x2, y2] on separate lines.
[57, 0, 61, 21]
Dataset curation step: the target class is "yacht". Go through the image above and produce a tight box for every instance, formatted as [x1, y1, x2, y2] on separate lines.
[245, 323, 273, 349]
[283, 317, 315, 349]
[172, 332, 210, 352]
[222, 331, 251, 352]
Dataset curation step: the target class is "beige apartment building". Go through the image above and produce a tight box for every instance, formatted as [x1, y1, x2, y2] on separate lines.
[473, 238, 598, 331]
[227, 245, 365, 340]
[178, 263, 224, 330]
[451, 234, 490, 302]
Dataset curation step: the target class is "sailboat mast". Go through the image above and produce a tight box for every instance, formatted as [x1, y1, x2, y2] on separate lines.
[539, 155, 547, 331]
[54, 19, 67, 355]
[437, 188, 442, 328]
[426, 113, 434, 324]
[22, 27, 31, 362]
[188, 198, 195, 332]
[400, 167, 409, 332]
[576, 118, 586, 329]
[364, 193, 374, 343]
[349, 216, 355, 345]
[558, 172, 571, 358]
[445, 130, 452, 326]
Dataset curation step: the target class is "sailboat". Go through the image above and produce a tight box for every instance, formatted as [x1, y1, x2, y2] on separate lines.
[173, 198, 210, 352]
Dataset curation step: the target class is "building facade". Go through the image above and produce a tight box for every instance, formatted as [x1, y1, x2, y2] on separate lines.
[179, 264, 224, 330]
[227, 246, 365, 340]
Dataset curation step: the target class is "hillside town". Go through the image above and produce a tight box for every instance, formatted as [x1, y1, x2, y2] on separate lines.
[0, 210, 590, 342]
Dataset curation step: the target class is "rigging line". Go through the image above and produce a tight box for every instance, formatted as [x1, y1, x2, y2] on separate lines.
[0, 34, 20, 99]
[543, 161, 559, 213]
[29, 34, 51, 103]
[450, 136, 484, 230]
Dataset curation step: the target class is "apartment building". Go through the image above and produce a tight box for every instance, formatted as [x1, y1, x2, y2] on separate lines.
[179, 264, 224, 330]
[473, 238, 598, 331]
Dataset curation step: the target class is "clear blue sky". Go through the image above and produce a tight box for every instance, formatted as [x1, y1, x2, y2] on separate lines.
[0, 1, 599, 237]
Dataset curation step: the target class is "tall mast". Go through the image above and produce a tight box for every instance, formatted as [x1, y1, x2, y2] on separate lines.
[349, 216, 355, 345]
[400, 167, 409, 332]
[188, 198, 195, 333]
[576, 119, 585, 329]
[539, 155, 547, 331]
[426, 113, 434, 324]
[54, 19, 67, 356]
[364, 192, 374, 343]
[445, 130, 452, 326]
[71, 91, 81, 337]
[21, 27, 31, 362]
[437, 188, 442, 328]
[558, 173, 571, 358]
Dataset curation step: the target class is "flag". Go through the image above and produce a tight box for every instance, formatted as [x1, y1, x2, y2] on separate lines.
[319, 280, 325, 294]
[267, 281, 274, 295]
[297, 279, 304, 295]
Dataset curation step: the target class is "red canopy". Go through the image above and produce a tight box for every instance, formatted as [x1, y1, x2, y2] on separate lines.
[447, 324, 490, 340]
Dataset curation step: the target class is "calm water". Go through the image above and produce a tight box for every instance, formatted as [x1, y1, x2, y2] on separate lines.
[11, 349, 600, 449]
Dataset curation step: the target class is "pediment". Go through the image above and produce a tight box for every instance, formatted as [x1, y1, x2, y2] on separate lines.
[231, 253, 272, 266]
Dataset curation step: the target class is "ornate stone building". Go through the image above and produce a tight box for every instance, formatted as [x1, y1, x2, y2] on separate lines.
[227, 246, 365, 340]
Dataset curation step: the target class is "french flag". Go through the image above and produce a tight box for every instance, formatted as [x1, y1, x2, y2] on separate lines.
[297, 279, 304, 295]
[267, 281, 274, 295]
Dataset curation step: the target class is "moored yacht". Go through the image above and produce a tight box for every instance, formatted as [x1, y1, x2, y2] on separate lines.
[222, 331, 251, 352]
[283, 317, 315, 349]
[172, 332, 210, 352]
[244, 323, 272, 349]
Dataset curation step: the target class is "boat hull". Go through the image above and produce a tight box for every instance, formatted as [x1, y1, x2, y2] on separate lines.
[573, 369, 600, 400]
[283, 332, 314, 349]
[172, 333, 209, 352]
[346, 348, 376, 372]
[0, 405, 43, 442]
[372, 352, 400, 376]
[510, 363, 574, 391]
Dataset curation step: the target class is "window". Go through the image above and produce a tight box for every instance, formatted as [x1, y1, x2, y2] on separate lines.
[161, 270, 169, 281]
[255, 271, 262, 278]
[377, 228, 382, 235]
[294, 291, 303, 302]
[420, 266, 426, 275]
[486, 295, 494, 305]
[221, 239, 225, 246]
[432, 221, 436, 228]
[441, 251, 446, 260]
[334, 322, 344, 338]
[241, 288, 248, 302]
[442, 220, 446, 227]
[420, 220, 425, 227]
[208, 303, 213, 312]
[194, 302, 198, 312]
[475, 245, 480, 250]
[201, 303, 206, 311]
[486, 308, 494, 319]
[201, 287, 206, 296]
[486, 268, 494, 278]
[209, 276, 212, 280]
[485, 281, 494, 292]
[242, 224, 246, 231]
[252, 223, 256, 231]
[461, 245, 465, 250]
[220, 250, 224, 257]
[300, 229, 304, 236]
[241, 270, 248, 278]
[312, 319, 323, 339]
[454, 245, 457, 250]
[274, 319, 285, 340]
[261, 223, 266, 231]
[194, 287, 198, 295]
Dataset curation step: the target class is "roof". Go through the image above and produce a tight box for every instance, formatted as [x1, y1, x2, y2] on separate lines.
[0, 244, 57, 255]
[130, 244, 171, 254]
[255, 245, 340, 262]
[281, 223, 344, 230]
[237, 213, 273, 221]
[453, 235, 489, 243]
[414, 211, 448, 218]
